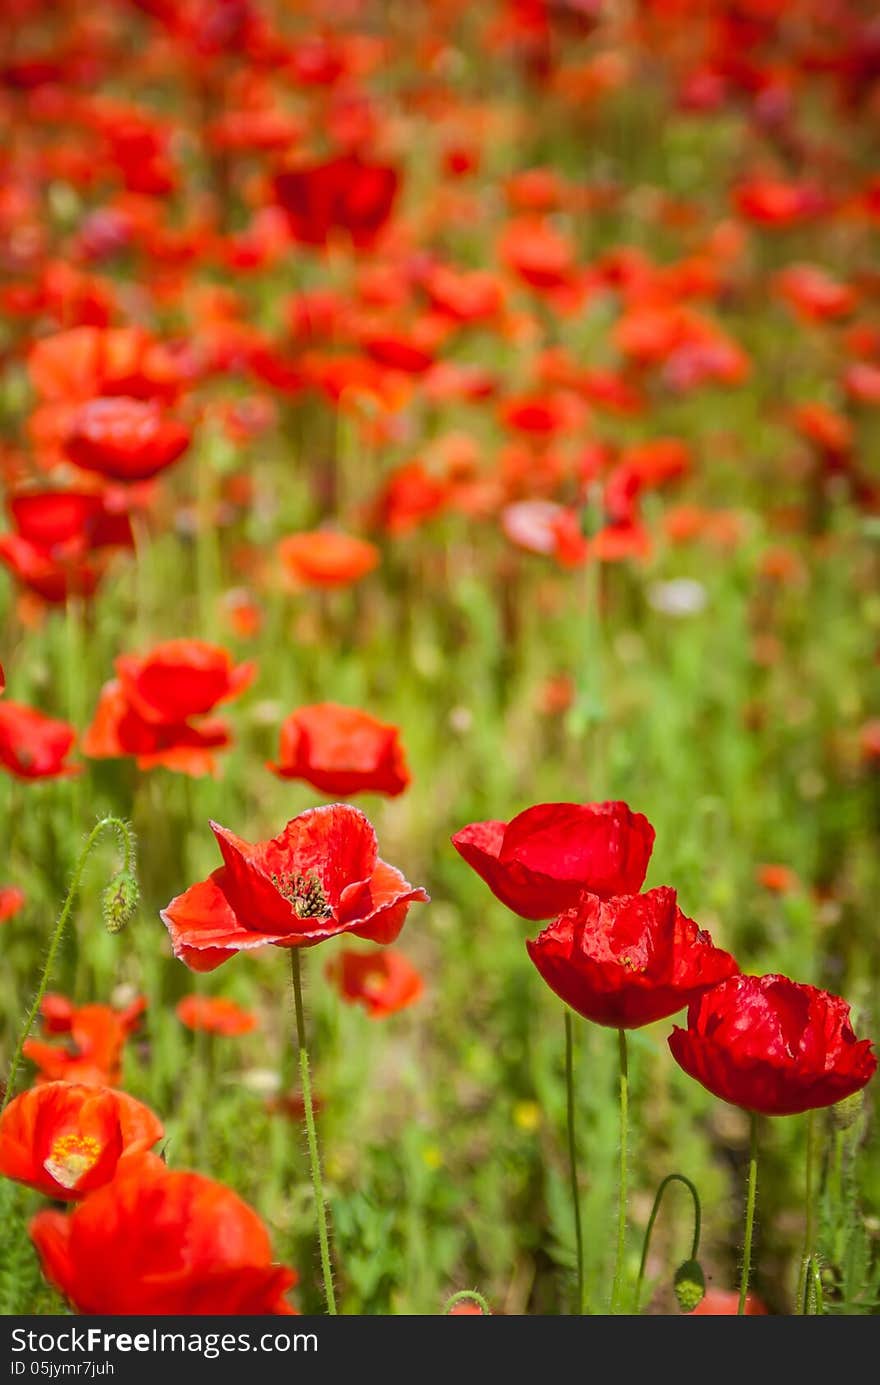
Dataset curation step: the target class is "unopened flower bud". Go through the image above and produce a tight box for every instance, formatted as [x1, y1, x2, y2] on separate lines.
[103, 871, 139, 934]
[674, 1259, 706, 1313]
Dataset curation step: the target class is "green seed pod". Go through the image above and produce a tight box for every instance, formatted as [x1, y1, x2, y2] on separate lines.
[103, 871, 139, 934]
[674, 1259, 706, 1313]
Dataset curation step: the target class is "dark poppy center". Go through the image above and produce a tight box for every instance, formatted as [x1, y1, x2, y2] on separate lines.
[271, 870, 332, 919]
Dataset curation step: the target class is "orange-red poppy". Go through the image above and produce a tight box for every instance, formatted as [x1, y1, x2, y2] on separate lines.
[270, 703, 411, 798]
[30, 1153, 298, 1314]
[0, 1082, 163, 1200]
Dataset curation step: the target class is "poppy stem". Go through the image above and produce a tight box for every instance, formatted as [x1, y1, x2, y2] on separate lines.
[635, 1172, 702, 1312]
[1, 816, 138, 1113]
[738, 1112, 760, 1315]
[564, 1009, 586, 1314]
[611, 1027, 629, 1313]
[794, 1110, 817, 1314]
[289, 948, 337, 1315]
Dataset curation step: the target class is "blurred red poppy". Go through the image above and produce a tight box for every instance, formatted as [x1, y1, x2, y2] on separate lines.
[64, 397, 191, 482]
[668, 974, 876, 1115]
[83, 641, 254, 777]
[30, 1153, 298, 1314]
[176, 995, 258, 1036]
[0, 885, 25, 923]
[325, 948, 424, 1018]
[161, 805, 429, 972]
[116, 641, 255, 724]
[0, 703, 80, 780]
[274, 153, 398, 247]
[452, 801, 655, 920]
[526, 887, 739, 1028]
[24, 995, 146, 1088]
[0, 1082, 163, 1200]
[279, 531, 380, 588]
[269, 704, 410, 797]
[690, 1289, 768, 1315]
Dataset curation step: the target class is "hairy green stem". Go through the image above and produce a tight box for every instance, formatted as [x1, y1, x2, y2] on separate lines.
[795, 1109, 817, 1314]
[635, 1172, 702, 1311]
[611, 1028, 629, 1313]
[290, 948, 337, 1315]
[2, 816, 137, 1112]
[738, 1113, 760, 1315]
[564, 1010, 586, 1313]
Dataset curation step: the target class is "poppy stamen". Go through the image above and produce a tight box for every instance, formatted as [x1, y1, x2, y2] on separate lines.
[272, 870, 332, 919]
[43, 1132, 101, 1190]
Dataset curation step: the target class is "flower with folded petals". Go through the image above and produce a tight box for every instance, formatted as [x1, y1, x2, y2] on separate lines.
[30, 1153, 298, 1314]
[0, 1082, 163, 1200]
[161, 804, 429, 973]
[83, 641, 255, 777]
[452, 801, 655, 920]
[269, 703, 410, 798]
[526, 887, 739, 1029]
[668, 974, 877, 1116]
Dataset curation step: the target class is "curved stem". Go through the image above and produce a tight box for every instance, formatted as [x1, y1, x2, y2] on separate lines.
[635, 1172, 702, 1311]
[611, 1028, 629, 1313]
[795, 1110, 817, 1315]
[290, 948, 337, 1315]
[564, 1010, 586, 1314]
[738, 1113, 760, 1315]
[443, 1290, 492, 1315]
[2, 816, 136, 1113]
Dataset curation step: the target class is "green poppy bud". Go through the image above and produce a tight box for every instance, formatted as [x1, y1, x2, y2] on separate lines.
[674, 1259, 705, 1313]
[103, 871, 139, 934]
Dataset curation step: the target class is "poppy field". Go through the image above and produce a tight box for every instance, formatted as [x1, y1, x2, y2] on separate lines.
[1, 0, 879, 1319]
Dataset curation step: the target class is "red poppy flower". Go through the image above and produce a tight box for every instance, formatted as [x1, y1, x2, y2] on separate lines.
[0, 703, 80, 781]
[452, 801, 655, 920]
[27, 326, 188, 406]
[0, 488, 133, 604]
[279, 531, 380, 588]
[269, 704, 410, 798]
[273, 153, 398, 247]
[83, 641, 253, 778]
[0, 1082, 163, 1200]
[499, 217, 577, 291]
[83, 681, 231, 777]
[0, 885, 25, 922]
[161, 805, 429, 972]
[668, 974, 877, 1116]
[372, 462, 449, 535]
[24, 996, 146, 1088]
[690, 1289, 768, 1316]
[30, 1153, 297, 1314]
[325, 948, 424, 1017]
[773, 264, 857, 322]
[176, 995, 259, 1037]
[526, 887, 739, 1028]
[64, 397, 191, 482]
[114, 641, 255, 725]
